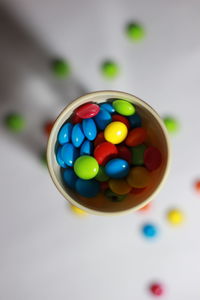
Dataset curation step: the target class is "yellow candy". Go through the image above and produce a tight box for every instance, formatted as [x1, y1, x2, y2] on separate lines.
[167, 209, 185, 225]
[70, 205, 88, 216]
[127, 167, 150, 188]
[104, 121, 128, 144]
[109, 179, 132, 195]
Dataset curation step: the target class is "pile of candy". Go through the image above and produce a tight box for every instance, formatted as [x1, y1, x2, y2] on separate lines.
[55, 99, 162, 202]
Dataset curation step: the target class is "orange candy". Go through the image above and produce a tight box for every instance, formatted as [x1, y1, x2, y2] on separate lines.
[44, 121, 54, 137]
[139, 202, 152, 212]
[109, 179, 132, 195]
[125, 127, 147, 147]
[194, 180, 200, 193]
[127, 167, 150, 188]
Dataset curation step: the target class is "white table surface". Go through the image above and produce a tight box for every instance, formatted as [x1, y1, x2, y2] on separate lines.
[0, 1, 200, 299]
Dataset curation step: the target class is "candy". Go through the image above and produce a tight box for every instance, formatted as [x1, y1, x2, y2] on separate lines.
[167, 209, 185, 225]
[51, 59, 70, 77]
[56, 147, 67, 168]
[101, 60, 119, 79]
[105, 190, 126, 202]
[127, 167, 150, 188]
[74, 155, 99, 179]
[130, 187, 146, 195]
[194, 180, 200, 193]
[163, 116, 179, 133]
[139, 202, 152, 212]
[149, 283, 164, 296]
[126, 23, 145, 41]
[95, 166, 109, 182]
[58, 122, 73, 145]
[131, 144, 147, 165]
[100, 181, 109, 191]
[61, 143, 79, 167]
[112, 114, 130, 129]
[109, 179, 131, 195]
[5, 113, 25, 132]
[70, 205, 88, 216]
[94, 132, 106, 147]
[40, 150, 47, 167]
[76, 103, 100, 119]
[104, 121, 128, 144]
[144, 146, 162, 171]
[128, 113, 142, 128]
[71, 123, 85, 147]
[94, 142, 118, 165]
[117, 145, 132, 163]
[62, 169, 77, 189]
[82, 118, 97, 141]
[112, 99, 135, 116]
[105, 158, 130, 178]
[142, 223, 158, 238]
[94, 108, 112, 130]
[71, 113, 82, 124]
[75, 179, 100, 198]
[125, 127, 147, 147]
[44, 121, 54, 137]
[80, 140, 93, 156]
[100, 103, 115, 114]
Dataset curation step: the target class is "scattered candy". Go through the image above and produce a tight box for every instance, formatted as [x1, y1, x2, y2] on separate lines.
[104, 121, 128, 144]
[80, 140, 93, 156]
[62, 169, 78, 189]
[105, 158, 130, 178]
[163, 116, 179, 133]
[105, 189, 126, 202]
[71, 123, 85, 147]
[58, 122, 73, 145]
[127, 167, 150, 188]
[101, 60, 119, 79]
[40, 150, 47, 166]
[194, 180, 200, 193]
[70, 205, 88, 216]
[44, 121, 54, 137]
[112, 99, 135, 116]
[82, 118, 97, 141]
[94, 108, 112, 130]
[94, 142, 118, 165]
[167, 209, 185, 225]
[138, 202, 152, 212]
[149, 283, 164, 296]
[144, 146, 162, 171]
[100, 103, 115, 114]
[94, 132, 106, 147]
[128, 113, 142, 128]
[75, 179, 100, 198]
[74, 155, 99, 179]
[131, 144, 147, 165]
[142, 223, 158, 238]
[51, 59, 70, 77]
[95, 165, 109, 182]
[112, 114, 130, 129]
[126, 23, 145, 41]
[61, 143, 79, 167]
[5, 113, 25, 132]
[109, 179, 131, 195]
[125, 127, 147, 147]
[76, 103, 100, 119]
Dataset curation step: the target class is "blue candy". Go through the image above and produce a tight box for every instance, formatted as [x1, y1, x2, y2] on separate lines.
[105, 158, 130, 178]
[128, 113, 142, 128]
[71, 123, 85, 148]
[58, 122, 73, 145]
[80, 140, 93, 156]
[62, 169, 78, 189]
[75, 179, 100, 198]
[82, 118, 97, 141]
[61, 143, 79, 167]
[100, 103, 115, 114]
[142, 223, 158, 239]
[56, 147, 67, 168]
[94, 108, 112, 130]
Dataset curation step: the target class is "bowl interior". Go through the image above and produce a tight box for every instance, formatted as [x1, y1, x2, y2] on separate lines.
[47, 91, 170, 215]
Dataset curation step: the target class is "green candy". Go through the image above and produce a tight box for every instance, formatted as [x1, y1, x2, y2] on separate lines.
[41, 150, 47, 167]
[131, 144, 147, 165]
[112, 99, 135, 116]
[163, 117, 179, 133]
[101, 61, 119, 79]
[105, 189, 126, 202]
[126, 23, 145, 41]
[5, 113, 25, 132]
[74, 155, 99, 180]
[52, 59, 70, 77]
[95, 166, 109, 182]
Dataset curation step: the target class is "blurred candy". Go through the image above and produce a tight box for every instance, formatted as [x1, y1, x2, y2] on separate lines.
[76, 103, 100, 119]
[100, 181, 109, 191]
[131, 144, 147, 165]
[127, 167, 150, 188]
[125, 127, 147, 147]
[71, 123, 85, 147]
[113, 99, 135, 116]
[71, 113, 82, 124]
[94, 132, 106, 147]
[75, 179, 100, 198]
[112, 114, 130, 129]
[194, 180, 200, 193]
[51, 59, 70, 77]
[82, 118, 97, 141]
[80, 140, 93, 156]
[40, 150, 47, 167]
[144, 146, 162, 171]
[163, 116, 179, 133]
[142, 223, 158, 238]
[62, 169, 77, 189]
[56, 147, 67, 168]
[130, 187, 146, 195]
[149, 283, 164, 296]
[58, 122, 73, 145]
[167, 209, 185, 225]
[44, 121, 54, 137]
[100, 103, 115, 114]
[95, 166, 109, 182]
[104, 121, 128, 144]
[74, 155, 99, 179]
[126, 23, 145, 41]
[105, 158, 130, 178]
[94, 142, 118, 165]
[138, 202, 152, 212]
[94, 108, 112, 130]
[128, 113, 142, 128]
[117, 145, 132, 163]
[101, 60, 119, 79]
[105, 189, 126, 202]
[61, 143, 79, 167]
[109, 179, 131, 195]
[70, 205, 88, 216]
[5, 113, 25, 132]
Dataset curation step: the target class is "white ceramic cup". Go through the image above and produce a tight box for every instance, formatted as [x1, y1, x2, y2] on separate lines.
[47, 90, 170, 216]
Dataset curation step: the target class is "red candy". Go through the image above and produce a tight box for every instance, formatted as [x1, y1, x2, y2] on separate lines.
[139, 202, 152, 212]
[44, 121, 54, 137]
[94, 132, 106, 148]
[125, 127, 147, 147]
[112, 114, 130, 129]
[130, 187, 146, 195]
[75, 103, 100, 119]
[149, 283, 164, 296]
[117, 145, 132, 163]
[100, 181, 109, 191]
[194, 180, 200, 193]
[144, 146, 162, 171]
[71, 113, 82, 124]
[94, 142, 118, 165]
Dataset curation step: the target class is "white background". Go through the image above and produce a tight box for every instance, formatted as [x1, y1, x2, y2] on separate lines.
[0, 0, 200, 299]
